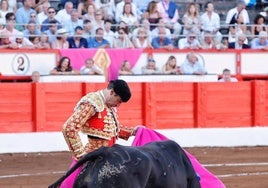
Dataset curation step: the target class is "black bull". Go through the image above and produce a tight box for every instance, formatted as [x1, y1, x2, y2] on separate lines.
[49, 140, 201, 188]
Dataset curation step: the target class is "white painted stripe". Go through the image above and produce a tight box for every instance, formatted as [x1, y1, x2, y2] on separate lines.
[0, 171, 66, 179]
[218, 172, 268, 178]
[1, 127, 268, 153]
[204, 162, 268, 167]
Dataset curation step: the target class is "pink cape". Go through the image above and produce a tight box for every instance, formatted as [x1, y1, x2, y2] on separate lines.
[60, 127, 226, 188]
[132, 127, 226, 188]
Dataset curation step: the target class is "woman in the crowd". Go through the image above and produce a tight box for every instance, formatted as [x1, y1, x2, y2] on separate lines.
[50, 56, 80, 75]
[162, 55, 182, 74]
[118, 60, 133, 75]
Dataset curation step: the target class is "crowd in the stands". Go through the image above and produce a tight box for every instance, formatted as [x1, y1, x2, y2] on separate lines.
[0, 0, 268, 50]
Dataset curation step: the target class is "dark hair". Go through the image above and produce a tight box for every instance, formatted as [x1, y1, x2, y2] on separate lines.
[83, 19, 91, 24]
[107, 79, 131, 102]
[204, 1, 212, 9]
[254, 14, 266, 24]
[56, 56, 73, 72]
[5, 12, 15, 20]
[74, 26, 83, 32]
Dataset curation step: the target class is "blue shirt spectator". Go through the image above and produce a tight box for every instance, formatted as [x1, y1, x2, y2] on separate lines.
[88, 28, 110, 48]
[251, 31, 268, 50]
[41, 7, 62, 32]
[151, 27, 174, 49]
[16, 0, 36, 31]
[181, 52, 207, 75]
[67, 26, 88, 48]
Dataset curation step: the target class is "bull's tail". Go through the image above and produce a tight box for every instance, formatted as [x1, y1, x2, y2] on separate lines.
[48, 148, 106, 188]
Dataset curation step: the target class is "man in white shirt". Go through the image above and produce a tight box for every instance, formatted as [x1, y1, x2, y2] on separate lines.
[37, 1, 50, 24]
[201, 1, 222, 43]
[225, 0, 250, 25]
[55, 1, 73, 26]
[218, 68, 238, 82]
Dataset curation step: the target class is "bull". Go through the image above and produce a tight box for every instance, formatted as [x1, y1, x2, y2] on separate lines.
[49, 140, 201, 188]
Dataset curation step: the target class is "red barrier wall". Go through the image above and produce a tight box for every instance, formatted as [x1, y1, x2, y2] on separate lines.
[0, 81, 268, 133]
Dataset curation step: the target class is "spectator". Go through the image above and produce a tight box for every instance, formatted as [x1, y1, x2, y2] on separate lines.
[141, 58, 160, 74]
[142, 1, 161, 31]
[132, 27, 152, 48]
[114, 20, 130, 38]
[250, 14, 267, 39]
[0, 30, 13, 49]
[113, 27, 134, 48]
[92, 9, 105, 33]
[251, 31, 268, 50]
[82, 4, 96, 21]
[41, 7, 62, 32]
[29, 35, 41, 48]
[64, 9, 83, 36]
[50, 56, 80, 75]
[80, 58, 103, 75]
[37, 1, 50, 24]
[31, 71, 40, 83]
[10, 32, 34, 49]
[200, 1, 222, 43]
[23, 20, 41, 39]
[115, 0, 140, 23]
[67, 26, 88, 48]
[55, 1, 73, 26]
[178, 31, 201, 49]
[151, 17, 172, 40]
[88, 27, 110, 48]
[82, 19, 94, 39]
[43, 20, 58, 43]
[95, 0, 115, 20]
[151, 27, 173, 50]
[260, 6, 268, 25]
[3, 12, 21, 41]
[181, 52, 207, 75]
[118, 60, 134, 75]
[0, 0, 9, 25]
[77, 0, 95, 19]
[29, 12, 40, 29]
[15, 0, 37, 31]
[132, 18, 151, 42]
[51, 28, 69, 49]
[118, 2, 139, 31]
[39, 32, 51, 49]
[228, 33, 250, 49]
[157, 0, 182, 40]
[225, 0, 250, 26]
[103, 19, 115, 48]
[218, 68, 238, 82]
[200, 31, 227, 50]
[228, 13, 248, 44]
[182, 2, 201, 36]
[61, 0, 79, 9]
[162, 55, 182, 75]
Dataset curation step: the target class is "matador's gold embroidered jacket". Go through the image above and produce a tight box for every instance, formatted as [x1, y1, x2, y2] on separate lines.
[62, 91, 133, 159]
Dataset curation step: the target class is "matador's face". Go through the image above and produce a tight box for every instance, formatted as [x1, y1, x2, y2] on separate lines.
[106, 90, 123, 108]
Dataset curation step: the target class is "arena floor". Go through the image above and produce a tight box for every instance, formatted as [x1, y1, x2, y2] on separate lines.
[1, 146, 268, 188]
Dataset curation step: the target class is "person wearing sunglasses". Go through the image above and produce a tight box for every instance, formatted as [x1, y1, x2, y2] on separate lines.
[41, 6, 62, 32]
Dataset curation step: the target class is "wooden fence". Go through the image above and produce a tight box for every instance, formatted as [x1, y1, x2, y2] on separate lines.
[0, 81, 268, 133]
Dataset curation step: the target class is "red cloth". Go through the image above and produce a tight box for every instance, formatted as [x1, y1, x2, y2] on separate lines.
[132, 127, 226, 188]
